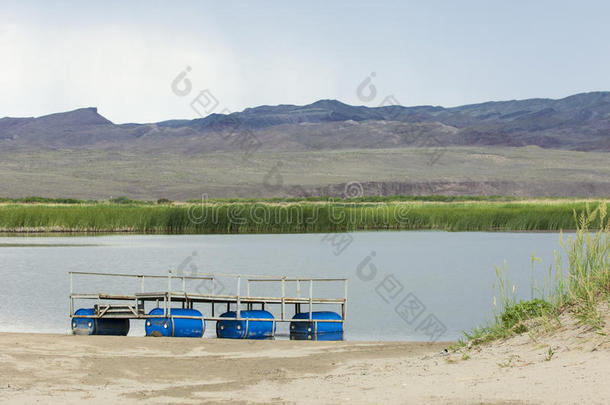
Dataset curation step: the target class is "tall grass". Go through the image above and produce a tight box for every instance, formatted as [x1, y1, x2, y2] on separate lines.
[556, 203, 610, 326]
[458, 202, 610, 347]
[0, 201, 601, 233]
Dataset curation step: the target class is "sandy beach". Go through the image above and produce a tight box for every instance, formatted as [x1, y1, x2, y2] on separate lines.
[1, 324, 609, 404]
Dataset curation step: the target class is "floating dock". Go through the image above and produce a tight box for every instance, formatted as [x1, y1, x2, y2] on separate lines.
[69, 270, 347, 339]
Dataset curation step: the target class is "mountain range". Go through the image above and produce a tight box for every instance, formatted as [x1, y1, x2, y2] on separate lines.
[2, 92, 609, 153]
[0, 92, 609, 199]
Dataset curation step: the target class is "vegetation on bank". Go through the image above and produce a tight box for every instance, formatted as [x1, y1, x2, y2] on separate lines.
[0, 196, 93, 204]
[0, 199, 605, 233]
[457, 203, 610, 348]
[0, 196, 161, 205]
[185, 195, 533, 203]
[0, 194, 593, 205]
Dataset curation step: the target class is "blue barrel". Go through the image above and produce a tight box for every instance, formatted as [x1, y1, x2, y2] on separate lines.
[216, 310, 275, 339]
[145, 308, 204, 337]
[71, 308, 130, 336]
[290, 311, 343, 340]
[290, 331, 344, 341]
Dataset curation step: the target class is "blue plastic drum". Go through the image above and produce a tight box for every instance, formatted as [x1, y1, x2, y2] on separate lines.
[145, 308, 204, 337]
[71, 308, 130, 336]
[290, 331, 344, 341]
[216, 310, 275, 339]
[290, 311, 343, 341]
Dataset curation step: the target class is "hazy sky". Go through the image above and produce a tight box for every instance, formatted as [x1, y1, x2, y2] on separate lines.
[2, 0, 610, 123]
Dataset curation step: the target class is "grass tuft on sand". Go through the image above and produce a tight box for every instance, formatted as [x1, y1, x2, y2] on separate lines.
[455, 202, 610, 349]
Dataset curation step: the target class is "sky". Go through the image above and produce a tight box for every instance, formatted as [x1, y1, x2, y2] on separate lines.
[1, 0, 610, 123]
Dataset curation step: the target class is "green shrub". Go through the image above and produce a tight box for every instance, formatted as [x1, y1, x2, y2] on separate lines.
[109, 196, 135, 204]
[500, 299, 552, 328]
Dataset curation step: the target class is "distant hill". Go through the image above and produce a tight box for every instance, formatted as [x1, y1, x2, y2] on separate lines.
[1, 93, 609, 200]
[1, 92, 609, 152]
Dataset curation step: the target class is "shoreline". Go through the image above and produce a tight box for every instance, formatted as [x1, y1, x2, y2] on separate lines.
[2, 331, 609, 404]
[0, 228, 578, 237]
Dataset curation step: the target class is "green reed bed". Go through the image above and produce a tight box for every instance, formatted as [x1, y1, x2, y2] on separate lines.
[0, 200, 602, 233]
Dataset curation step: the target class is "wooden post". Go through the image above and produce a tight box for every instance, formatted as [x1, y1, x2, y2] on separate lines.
[69, 273, 73, 318]
[167, 270, 172, 317]
[236, 276, 241, 320]
[343, 279, 348, 321]
[309, 279, 313, 321]
[281, 277, 286, 321]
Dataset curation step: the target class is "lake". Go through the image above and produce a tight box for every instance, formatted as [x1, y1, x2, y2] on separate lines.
[0, 231, 568, 341]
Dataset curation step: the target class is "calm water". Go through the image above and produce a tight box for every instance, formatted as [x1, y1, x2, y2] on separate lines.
[0, 232, 568, 341]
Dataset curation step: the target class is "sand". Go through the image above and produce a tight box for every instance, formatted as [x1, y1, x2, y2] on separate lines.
[1, 326, 609, 404]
